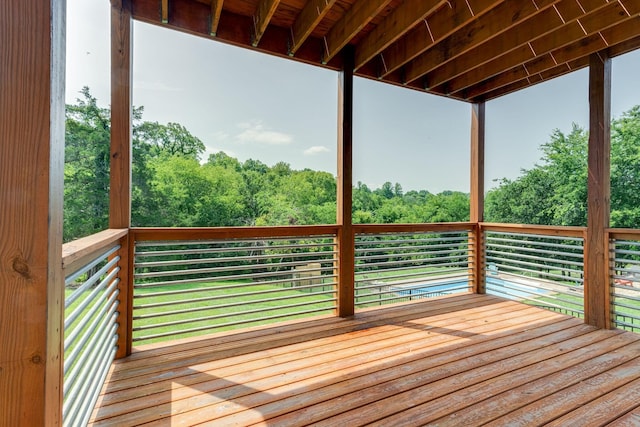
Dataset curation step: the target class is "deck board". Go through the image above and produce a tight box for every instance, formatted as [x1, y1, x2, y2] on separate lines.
[89, 294, 640, 426]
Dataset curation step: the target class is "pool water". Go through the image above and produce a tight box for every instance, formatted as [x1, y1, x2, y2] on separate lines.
[390, 276, 550, 299]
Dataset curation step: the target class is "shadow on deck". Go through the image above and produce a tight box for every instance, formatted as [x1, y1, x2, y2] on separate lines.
[89, 293, 640, 426]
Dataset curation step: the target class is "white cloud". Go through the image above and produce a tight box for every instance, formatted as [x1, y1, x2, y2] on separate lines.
[236, 121, 293, 145]
[304, 145, 331, 155]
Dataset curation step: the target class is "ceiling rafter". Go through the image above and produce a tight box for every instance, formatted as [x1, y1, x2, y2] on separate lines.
[210, 0, 224, 36]
[322, 0, 393, 64]
[421, 0, 603, 91]
[404, 0, 562, 85]
[289, 0, 337, 56]
[353, 0, 448, 71]
[161, 0, 169, 23]
[467, 16, 640, 100]
[445, 0, 633, 95]
[378, 0, 504, 78]
[130, 0, 640, 103]
[252, 0, 280, 47]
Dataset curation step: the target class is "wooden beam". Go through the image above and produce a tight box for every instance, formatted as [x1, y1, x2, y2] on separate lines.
[161, 0, 168, 23]
[111, 0, 133, 358]
[337, 46, 355, 317]
[404, 0, 562, 85]
[210, 0, 224, 36]
[0, 1, 65, 424]
[252, 0, 280, 47]
[585, 51, 611, 329]
[353, 0, 447, 71]
[322, 0, 392, 64]
[132, 0, 344, 70]
[378, 0, 502, 77]
[461, 13, 640, 100]
[289, 0, 337, 56]
[446, 1, 635, 95]
[470, 103, 485, 294]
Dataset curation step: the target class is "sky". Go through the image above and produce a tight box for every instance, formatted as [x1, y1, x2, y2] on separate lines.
[66, 0, 640, 194]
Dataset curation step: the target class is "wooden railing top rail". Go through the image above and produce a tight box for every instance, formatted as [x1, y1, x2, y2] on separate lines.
[353, 222, 475, 235]
[607, 228, 640, 240]
[62, 228, 128, 276]
[131, 225, 340, 241]
[480, 222, 586, 238]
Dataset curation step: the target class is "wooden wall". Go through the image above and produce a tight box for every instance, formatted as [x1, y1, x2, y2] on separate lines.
[0, 1, 65, 425]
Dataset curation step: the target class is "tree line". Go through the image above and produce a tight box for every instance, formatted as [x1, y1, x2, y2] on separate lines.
[64, 88, 640, 243]
[63, 88, 469, 242]
[485, 105, 640, 228]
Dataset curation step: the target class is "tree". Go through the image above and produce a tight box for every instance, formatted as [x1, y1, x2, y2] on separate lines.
[64, 87, 111, 241]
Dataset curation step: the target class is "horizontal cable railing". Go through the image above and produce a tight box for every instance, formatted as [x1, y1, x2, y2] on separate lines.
[609, 230, 640, 333]
[482, 224, 585, 318]
[131, 227, 339, 345]
[354, 223, 475, 309]
[62, 229, 126, 427]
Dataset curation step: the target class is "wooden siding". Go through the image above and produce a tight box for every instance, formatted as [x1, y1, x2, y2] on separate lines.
[89, 294, 640, 425]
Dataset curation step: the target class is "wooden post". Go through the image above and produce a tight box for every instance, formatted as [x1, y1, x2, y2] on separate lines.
[337, 45, 355, 317]
[0, 1, 65, 424]
[111, 0, 133, 357]
[470, 102, 486, 294]
[585, 51, 611, 329]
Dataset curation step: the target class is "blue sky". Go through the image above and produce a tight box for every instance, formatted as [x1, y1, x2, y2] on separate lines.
[67, 0, 640, 194]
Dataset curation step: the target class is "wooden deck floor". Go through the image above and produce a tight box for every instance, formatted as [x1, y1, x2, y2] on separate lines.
[90, 293, 640, 426]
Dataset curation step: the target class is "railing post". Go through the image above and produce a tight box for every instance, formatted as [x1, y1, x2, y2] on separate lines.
[470, 102, 485, 293]
[337, 45, 355, 317]
[585, 51, 611, 329]
[111, 0, 133, 356]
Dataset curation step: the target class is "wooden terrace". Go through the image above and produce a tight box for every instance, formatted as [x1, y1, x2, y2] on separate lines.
[91, 294, 640, 426]
[3, 0, 640, 426]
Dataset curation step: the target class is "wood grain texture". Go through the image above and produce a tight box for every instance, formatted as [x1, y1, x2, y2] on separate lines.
[87, 294, 640, 426]
[62, 229, 128, 275]
[131, 225, 340, 241]
[337, 45, 355, 317]
[480, 222, 587, 238]
[110, 0, 132, 229]
[289, 0, 337, 55]
[585, 51, 611, 329]
[378, 0, 502, 78]
[322, 0, 392, 64]
[0, 1, 65, 424]
[252, 0, 280, 46]
[353, 0, 446, 71]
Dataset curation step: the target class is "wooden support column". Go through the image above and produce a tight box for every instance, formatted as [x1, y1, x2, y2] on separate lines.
[585, 52, 612, 329]
[337, 45, 355, 317]
[111, 0, 134, 357]
[0, 1, 65, 424]
[470, 102, 486, 294]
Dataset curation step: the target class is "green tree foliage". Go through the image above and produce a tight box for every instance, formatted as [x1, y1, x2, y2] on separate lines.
[64, 87, 111, 241]
[64, 88, 471, 242]
[486, 106, 640, 228]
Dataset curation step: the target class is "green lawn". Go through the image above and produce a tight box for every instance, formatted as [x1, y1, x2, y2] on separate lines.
[132, 279, 337, 345]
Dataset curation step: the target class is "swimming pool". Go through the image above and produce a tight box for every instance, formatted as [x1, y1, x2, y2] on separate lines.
[390, 276, 551, 300]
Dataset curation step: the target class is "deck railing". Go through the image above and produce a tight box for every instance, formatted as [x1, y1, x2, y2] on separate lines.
[130, 226, 339, 346]
[481, 224, 586, 318]
[609, 229, 640, 332]
[61, 229, 128, 427]
[353, 223, 475, 309]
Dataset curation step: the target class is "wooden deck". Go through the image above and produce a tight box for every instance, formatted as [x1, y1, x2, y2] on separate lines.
[89, 293, 640, 426]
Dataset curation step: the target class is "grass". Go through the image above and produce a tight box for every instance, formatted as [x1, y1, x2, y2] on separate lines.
[132, 279, 337, 345]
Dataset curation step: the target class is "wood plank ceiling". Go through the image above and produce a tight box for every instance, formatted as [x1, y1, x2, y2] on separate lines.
[131, 0, 640, 102]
